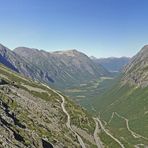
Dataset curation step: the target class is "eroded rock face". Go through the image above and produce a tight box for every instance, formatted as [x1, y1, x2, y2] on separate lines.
[42, 139, 53, 148]
[122, 45, 148, 87]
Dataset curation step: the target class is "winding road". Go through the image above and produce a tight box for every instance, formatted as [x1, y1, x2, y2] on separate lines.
[60, 93, 86, 148]
[114, 112, 148, 141]
[93, 118, 104, 148]
[95, 117, 125, 148]
[42, 84, 86, 148]
[46, 81, 148, 148]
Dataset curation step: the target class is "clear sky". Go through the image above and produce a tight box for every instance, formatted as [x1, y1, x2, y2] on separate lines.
[0, 0, 148, 58]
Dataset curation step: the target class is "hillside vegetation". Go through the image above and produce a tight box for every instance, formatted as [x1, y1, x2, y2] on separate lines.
[0, 63, 98, 147]
[93, 46, 148, 147]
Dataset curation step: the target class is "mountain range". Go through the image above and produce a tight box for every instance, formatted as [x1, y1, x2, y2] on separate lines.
[91, 56, 130, 73]
[0, 44, 110, 90]
[1, 42, 148, 147]
[14, 47, 109, 89]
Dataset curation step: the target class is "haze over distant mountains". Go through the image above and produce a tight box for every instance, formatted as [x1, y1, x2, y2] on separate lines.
[0, 43, 110, 90]
[91, 56, 130, 73]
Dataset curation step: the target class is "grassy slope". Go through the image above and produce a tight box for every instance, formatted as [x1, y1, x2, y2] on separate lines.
[63, 76, 123, 147]
[93, 80, 148, 147]
[64, 77, 116, 112]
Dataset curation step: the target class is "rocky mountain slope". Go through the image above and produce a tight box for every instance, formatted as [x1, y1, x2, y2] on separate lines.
[14, 47, 109, 89]
[0, 43, 110, 90]
[0, 44, 42, 80]
[122, 45, 148, 87]
[92, 45, 148, 147]
[0, 63, 102, 148]
[91, 57, 130, 73]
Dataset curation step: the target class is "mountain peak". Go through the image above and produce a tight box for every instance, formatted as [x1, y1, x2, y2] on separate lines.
[138, 45, 148, 57]
[53, 49, 77, 53]
[52, 49, 81, 56]
[14, 47, 39, 53]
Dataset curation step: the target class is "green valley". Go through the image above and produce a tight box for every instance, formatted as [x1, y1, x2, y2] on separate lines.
[91, 46, 148, 147]
[1, 1, 148, 147]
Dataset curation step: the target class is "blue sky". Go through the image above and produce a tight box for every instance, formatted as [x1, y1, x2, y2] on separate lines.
[0, 0, 148, 57]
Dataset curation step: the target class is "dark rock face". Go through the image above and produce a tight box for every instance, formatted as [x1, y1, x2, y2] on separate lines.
[0, 79, 8, 85]
[42, 139, 53, 148]
[13, 131, 25, 143]
[0, 110, 26, 146]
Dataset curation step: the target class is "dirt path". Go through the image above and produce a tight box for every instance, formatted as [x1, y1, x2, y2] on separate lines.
[96, 117, 125, 148]
[108, 112, 115, 124]
[114, 112, 148, 140]
[42, 84, 86, 148]
[93, 118, 104, 148]
[60, 94, 86, 148]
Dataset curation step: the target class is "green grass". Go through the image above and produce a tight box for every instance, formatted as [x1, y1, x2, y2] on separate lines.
[63, 77, 116, 113]
[93, 81, 148, 146]
[64, 95, 96, 134]
[99, 131, 121, 148]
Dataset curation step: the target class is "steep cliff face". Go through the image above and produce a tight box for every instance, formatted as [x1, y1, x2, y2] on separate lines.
[0, 64, 97, 147]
